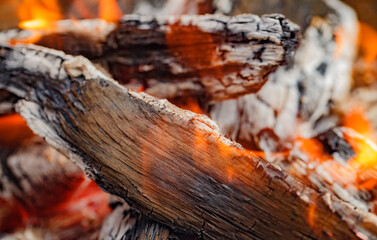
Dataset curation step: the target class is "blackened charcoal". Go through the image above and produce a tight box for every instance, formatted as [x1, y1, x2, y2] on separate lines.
[316, 128, 355, 163]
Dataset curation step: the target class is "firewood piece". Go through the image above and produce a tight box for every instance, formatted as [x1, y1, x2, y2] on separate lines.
[106, 14, 299, 102]
[1, 44, 376, 239]
[209, 0, 358, 150]
[1, 14, 300, 102]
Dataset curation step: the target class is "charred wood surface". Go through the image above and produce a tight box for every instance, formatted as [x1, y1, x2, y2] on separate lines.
[0, 14, 300, 102]
[0, 44, 375, 239]
[209, 0, 358, 150]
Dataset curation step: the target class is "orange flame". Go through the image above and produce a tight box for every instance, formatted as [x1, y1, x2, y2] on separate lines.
[18, 0, 62, 30]
[341, 107, 377, 190]
[15, 0, 62, 44]
[296, 137, 330, 162]
[358, 22, 377, 63]
[297, 106, 377, 192]
[343, 108, 377, 170]
[99, 0, 122, 22]
[178, 98, 204, 114]
[0, 114, 34, 148]
[294, 104, 377, 195]
[15, 0, 124, 45]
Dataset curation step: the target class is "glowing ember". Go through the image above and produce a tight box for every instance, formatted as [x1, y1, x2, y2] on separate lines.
[0, 198, 28, 233]
[307, 202, 318, 234]
[19, 19, 49, 30]
[180, 98, 204, 114]
[296, 137, 330, 162]
[343, 110, 377, 169]
[0, 114, 34, 147]
[1, 180, 110, 235]
[342, 107, 377, 190]
[297, 107, 377, 191]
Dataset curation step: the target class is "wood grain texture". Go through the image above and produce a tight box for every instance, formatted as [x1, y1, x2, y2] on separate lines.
[0, 44, 376, 239]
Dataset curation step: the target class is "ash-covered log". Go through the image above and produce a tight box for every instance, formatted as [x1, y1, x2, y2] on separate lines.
[209, 0, 358, 151]
[0, 44, 376, 239]
[1, 14, 300, 102]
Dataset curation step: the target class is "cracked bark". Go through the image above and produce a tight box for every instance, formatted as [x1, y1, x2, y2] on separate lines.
[0, 44, 376, 239]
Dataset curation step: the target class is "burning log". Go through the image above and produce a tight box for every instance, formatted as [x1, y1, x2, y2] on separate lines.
[1, 14, 300, 102]
[0, 44, 376, 239]
[209, 0, 358, 150]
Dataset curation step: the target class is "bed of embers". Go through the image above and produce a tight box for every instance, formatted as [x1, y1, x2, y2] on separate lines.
[1, 0, 377, 240]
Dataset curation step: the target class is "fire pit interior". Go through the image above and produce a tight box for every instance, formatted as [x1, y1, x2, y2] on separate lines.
[1, 0, 377, 239]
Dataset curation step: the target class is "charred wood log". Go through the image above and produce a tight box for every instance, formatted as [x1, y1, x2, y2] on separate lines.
[0, 14, 300, 102]
[0, 44, 376, 239]
[209, 0, 358, 151]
